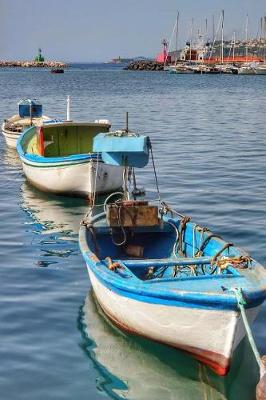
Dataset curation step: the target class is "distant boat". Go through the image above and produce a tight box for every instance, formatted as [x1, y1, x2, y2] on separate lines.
[50, 68, 64, 73]
[17, 121, 123, 198]
[79, 127, 266, 376]
[1, 99, 53, 149]
[255, 64, 266, 75]
[237, 62, 257, 75]
[168, 64, 194, 74]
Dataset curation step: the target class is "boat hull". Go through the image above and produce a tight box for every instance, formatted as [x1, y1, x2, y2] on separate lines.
[1, 127, 21, 149]
[255, 68, 266, 75]
[2, 115, 52, 148]
[87, 268, 259, 376]
[21, 158, 123, 197]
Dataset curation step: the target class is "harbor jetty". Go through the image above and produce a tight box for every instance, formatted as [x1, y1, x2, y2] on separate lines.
[0, 60, 67, 68]
[0, 48, 67, 68]
[124, 60, 164, 71]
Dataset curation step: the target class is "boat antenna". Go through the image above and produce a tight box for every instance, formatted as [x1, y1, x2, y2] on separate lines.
[66, 95, 71, 121]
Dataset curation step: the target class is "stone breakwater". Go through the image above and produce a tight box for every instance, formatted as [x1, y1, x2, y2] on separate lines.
[124, 60, 164, 71]
[0, 61, 67, 68]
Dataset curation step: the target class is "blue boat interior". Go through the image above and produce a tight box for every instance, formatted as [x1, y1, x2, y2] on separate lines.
[86, 216, 248, 282]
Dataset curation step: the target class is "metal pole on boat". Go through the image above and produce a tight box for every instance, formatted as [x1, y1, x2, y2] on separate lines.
[66, 95, 71, 121]
[125, 111, 129, 133]
[29, 99, 33, 126]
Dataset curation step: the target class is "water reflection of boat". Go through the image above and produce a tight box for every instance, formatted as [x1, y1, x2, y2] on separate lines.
[79, 292, 259, 400]
[3, 146, 21, 168]
[20, 182, 89, 235]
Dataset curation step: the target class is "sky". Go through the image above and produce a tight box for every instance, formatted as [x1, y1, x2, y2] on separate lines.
[0, 0, 265, 62]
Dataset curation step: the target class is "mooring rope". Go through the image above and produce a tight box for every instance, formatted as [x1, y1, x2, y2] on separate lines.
[231, 287, 265, 378]
[149, 140, 161, 204]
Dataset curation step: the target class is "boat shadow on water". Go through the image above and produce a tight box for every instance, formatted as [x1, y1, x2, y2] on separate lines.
[78, 291, 259, 400]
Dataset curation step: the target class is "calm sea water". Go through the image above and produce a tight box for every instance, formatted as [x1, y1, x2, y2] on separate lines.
[0, 64, 265, 400]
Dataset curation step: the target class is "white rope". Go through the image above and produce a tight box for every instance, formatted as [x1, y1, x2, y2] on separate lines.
[103, 191, 124, 214]
[92, 153, 100, 208]
[166, 220, 179, 258]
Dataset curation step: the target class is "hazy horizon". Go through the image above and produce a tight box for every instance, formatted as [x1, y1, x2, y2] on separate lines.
[0, 0, 265, 62]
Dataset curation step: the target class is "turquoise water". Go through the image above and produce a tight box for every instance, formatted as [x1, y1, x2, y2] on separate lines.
[0, 65, 265, 399]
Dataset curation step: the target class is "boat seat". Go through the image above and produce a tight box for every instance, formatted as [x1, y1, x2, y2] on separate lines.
[116, 256, 213, 268]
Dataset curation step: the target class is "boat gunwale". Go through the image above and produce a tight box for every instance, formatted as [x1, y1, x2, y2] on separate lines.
[16, 123, 110, 166]
[79, 216, 266, 310]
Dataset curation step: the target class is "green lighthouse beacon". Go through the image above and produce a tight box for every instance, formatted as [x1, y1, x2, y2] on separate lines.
[35, 48, 45, 63]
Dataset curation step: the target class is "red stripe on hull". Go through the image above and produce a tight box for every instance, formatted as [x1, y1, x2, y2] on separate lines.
[95, 295, 231, 376]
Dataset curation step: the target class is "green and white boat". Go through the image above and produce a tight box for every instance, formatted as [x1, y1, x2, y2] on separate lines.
[17, 121, 123, 198]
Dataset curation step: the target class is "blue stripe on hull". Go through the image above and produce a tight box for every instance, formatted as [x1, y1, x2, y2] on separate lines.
[84, 259, 263, 312]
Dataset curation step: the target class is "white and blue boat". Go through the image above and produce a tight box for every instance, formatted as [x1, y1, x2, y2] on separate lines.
[17, 121, 123, 198]
[1, 99, 54, 149]
[79, 128, 266, 376]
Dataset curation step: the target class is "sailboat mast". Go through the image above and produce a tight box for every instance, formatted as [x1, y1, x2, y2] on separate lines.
[245, 14, 249, 62]
[212, 15, 215, 43]
[264, 16, 266, 61]
[232, 31, 236, 62]
[175, 12, 179, 64]
[190, 18, 194, 62]
[221, 10, 224, 64]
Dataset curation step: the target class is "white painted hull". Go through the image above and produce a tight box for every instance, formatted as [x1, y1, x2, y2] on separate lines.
[83, 293, 234, 400]
[255, 68, 266, 75]
[2, 115, 52, 148]
[238, 68, 256, 75]
[1, 127, 21, 149]
[88, 269, 259, 375]
[21, 159, 123, 197]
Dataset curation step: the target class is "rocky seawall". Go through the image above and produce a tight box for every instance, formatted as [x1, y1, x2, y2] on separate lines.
[0, 61, 67, 68]
[124, 60, 164, 71]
